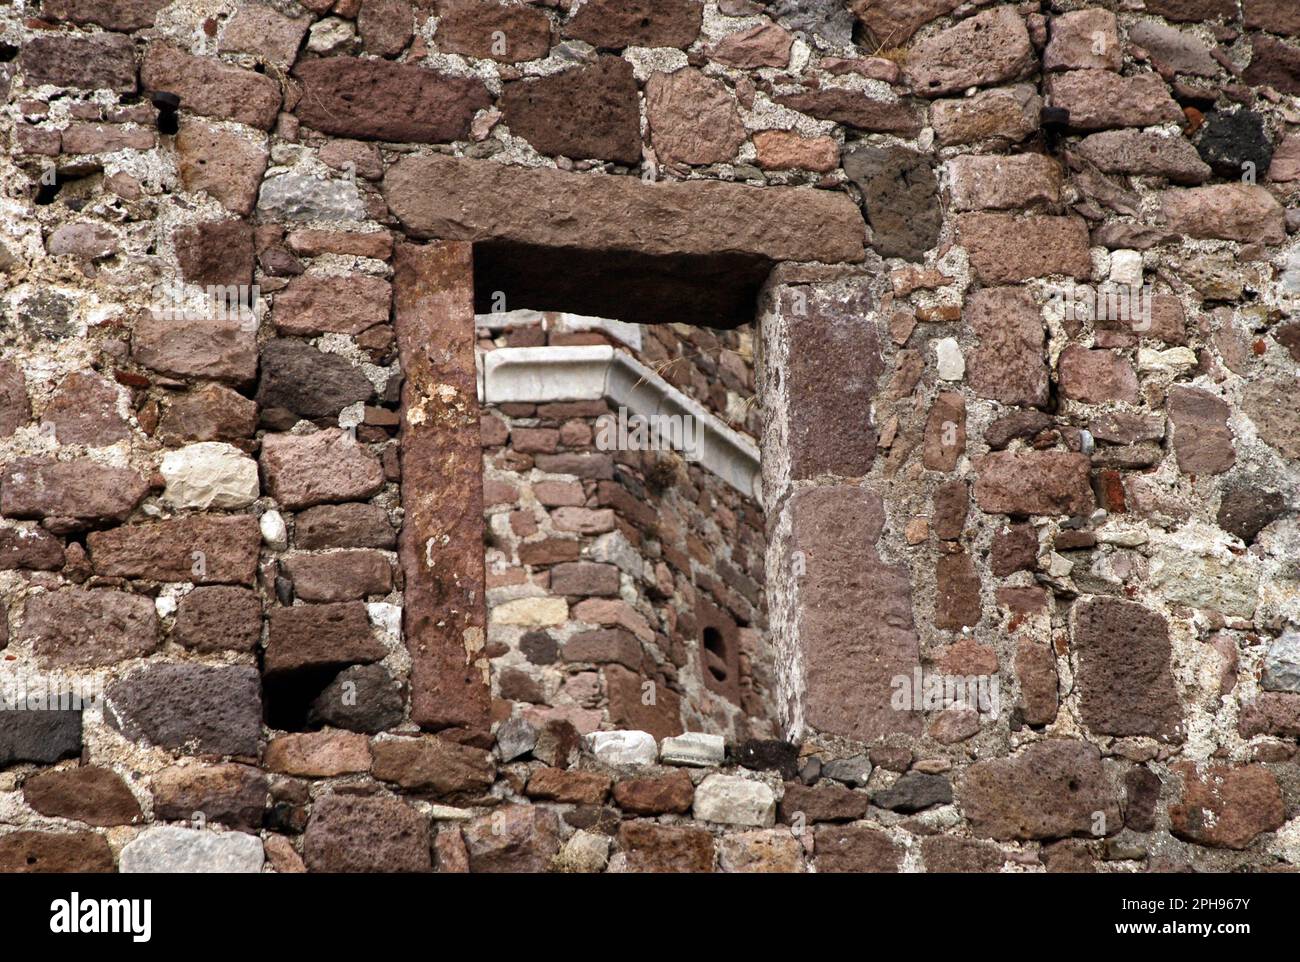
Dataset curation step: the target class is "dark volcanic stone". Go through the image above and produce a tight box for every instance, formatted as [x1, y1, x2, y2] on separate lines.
[257, 339, 374, 421]
[733, 738, 799, 780]
[304, 794, 432, 873]
[843, 145, 942, 261]
[106, 663, 262, 757]
[0, 710, 82, 765]
[500, 56, 641, 164]
[1196, 110, 1275, 180]
[871, 771, 953, 812]
[1218, 482, 1288, 543]
[308, 664, 406, 733]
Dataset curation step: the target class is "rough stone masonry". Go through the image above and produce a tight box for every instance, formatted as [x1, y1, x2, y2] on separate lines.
[1, 0, 1300, 874]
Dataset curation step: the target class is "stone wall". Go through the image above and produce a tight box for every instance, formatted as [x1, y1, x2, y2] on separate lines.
[1, 0, 1300, 874]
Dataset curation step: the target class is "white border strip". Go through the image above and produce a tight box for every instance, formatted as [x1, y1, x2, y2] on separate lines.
[480, 346, 762, 499]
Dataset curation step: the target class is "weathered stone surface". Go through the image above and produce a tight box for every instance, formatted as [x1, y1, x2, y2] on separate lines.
[1160, 185, 1286, 245]
[904, 7, 1035, 97]
[435, 0, 552, 61]
[1262, 632, 1300, 692]
[613, 771, 695, 815]
[23, 767, 142, 826]
[219, 3, 311, 65]
[0, 831, 114, 873]
[645, 68, 745, 166]
[1, 458, 148, 527]
[151, 763, 268, 830]
[43, 0, 168, 31]
[957, 213, 1092, 283]
[1169, 762, 1284, 850]
[1073, 598, 1182, 741]
[1243, 379, 1300, 459]
[774, 88, 923, 136]
[585, 729, 658, 767]
[42, 371, 129, 446]
[923, 392, 966, 472]
[660, 732, 725, 767]
[374, 733, 493, 790]
[711, 22, 794, 69]
[959, 740, 1120, 840]
[947, 153, 1061, 211]
[1244, 34, 1300, 96]
[0, 525, 64, 571]
[258, 172, 367, 222]
[1218, 482, 1287, 543]
[814, 825, 903, 872]
[779, 781, 870, 823]
[283, 550, 392, 602]
[850, 0, 961, 45]
[88, 516, 261, 586]
[159, 383, 257, 444]
[304, 795, 432, 872]
[1168, 386, 1234, 476]
[604, 665, 684, 740]
[0, 360, 27, 438]
[1047, 70, 1183, 130]
[310, 664, 406, 733]
[1246, 0, 1300, 35]
[787, 486, 922, 741]
[716, 829, 803, 873]
[1059, 347, 1139, 404]
[257, 339, 374, 423]
[779, 284, 883, 480]
[19, 588, 158, 668]
[261, 430, 385, 509]
[47, 223, 119, 260]
[843, 145, 941, 261]
[21, 33, 137, 93]
[932, 480, 969, 540]
[0, 712, 82, 766]
[384, 156, 866, 313]
[974, 452, 1094, 517]
[1074, 130, 1210, 185]
[618, 820, 715, 873]
[464, 805, 561, 872]
[141, 43, 280, 129]
[133, 311, 257, 386]
[549, 561, 620, 597]
[563, 0, 702, 49]
[106, 664, 262, 757]
[1044, 9, 1120, 72]
[161, 442, 259, 511]
[1130, 19, 1219, 77]
[265, 730, 372, 777]
[693, 774, 776, 827]
[295, 503, 396, 550]
[1239, 692, 1300, 738]
[272, 275, 392, 337]
[931, 84, 1040, 147]
[1123, 766, 1161, 832]
[921, 836, 1006, 873]
[526, 767, 613, 805]
[965, 286, 1048, 408]
[357, 0, 414, 57]
[265, 602, 385, 675]
[1015, 641, 1059, 726]
[935, 552, 981, 630]
[293, 56, 489, 142]
[501, 57, 640, 164]
[753, 130, 839, 172]
[393, 242, 491, 733]
[1144, 0, 1236, 21]
[175, 218, 254, 289]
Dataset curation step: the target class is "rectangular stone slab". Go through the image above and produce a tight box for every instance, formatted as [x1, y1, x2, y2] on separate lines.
[393, 241, 492, 734]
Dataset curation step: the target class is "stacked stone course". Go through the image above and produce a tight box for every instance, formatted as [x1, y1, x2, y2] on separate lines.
[0, 0, 1299, 873]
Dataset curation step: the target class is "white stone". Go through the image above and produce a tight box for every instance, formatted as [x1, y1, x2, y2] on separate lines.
[586, 730, 657, 767]
[1263, 632, 1300, 693]
[693, 774, 776, 827]
[1149, 528, 1259, 618]
[307, 16, 354, 53]
[258, 172, 367, 222]
[1097, 526, 1147, 548]
[660, 732, 725, 767]
[1109, 249, 1143, 286]
[555, 829, 610, 873]
[160, 442, 259, 510]
[1137, 346, 1197, 374]
[259, 510, 288, 551]
[491, 596, 568, 627]
[588, 531, 644, 579]
[935, 338, 964, 381]
[119, 827, 264, 873]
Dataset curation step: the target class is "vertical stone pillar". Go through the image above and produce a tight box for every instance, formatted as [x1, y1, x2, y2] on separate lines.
[392, 241, 491, 734]
[759, 264, 922, 744]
